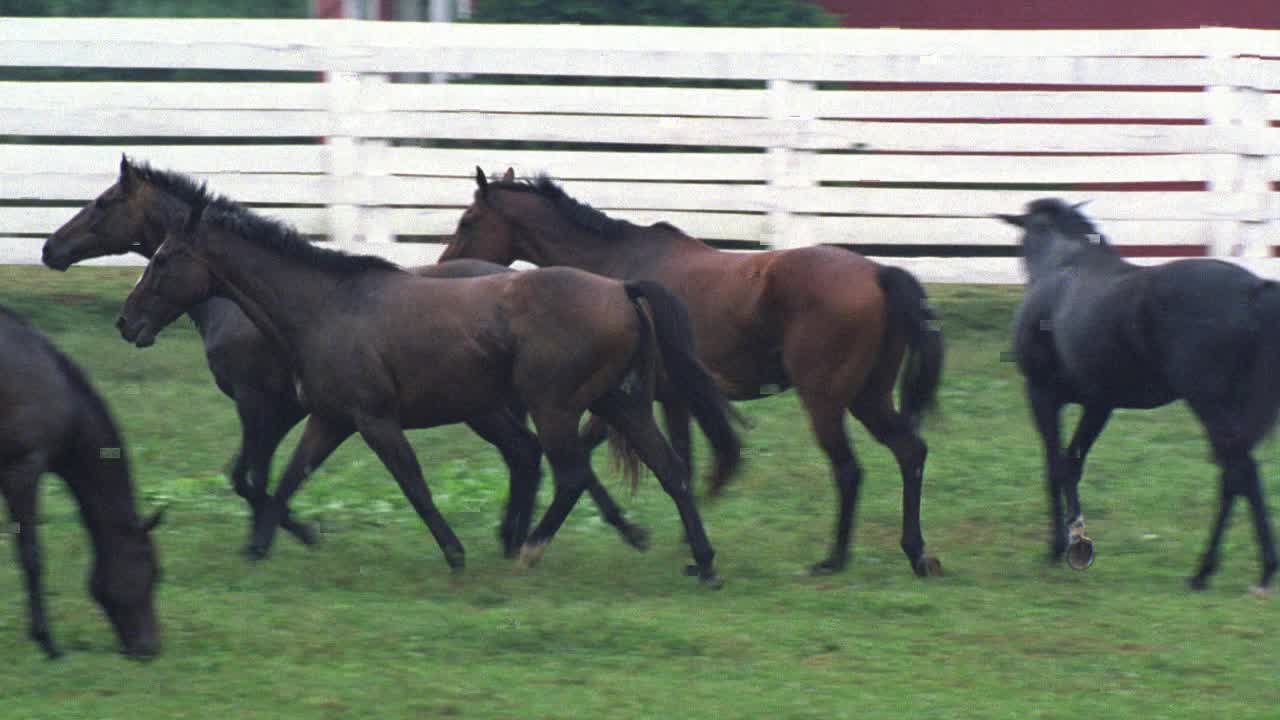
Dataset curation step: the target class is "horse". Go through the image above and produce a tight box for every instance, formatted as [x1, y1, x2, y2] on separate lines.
[43, 156, 648, 558]
[998, 198, 1279, 593]
[115, 183, 738, 586]
[438, 168, 945, 577]
[0, 305, 162, 658]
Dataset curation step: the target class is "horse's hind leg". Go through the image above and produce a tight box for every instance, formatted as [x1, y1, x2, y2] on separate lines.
[2, 455, 59, 658]
[593, 392, 719, 586]
[355, 416, 466, 571]
[518, 410, 594, 568]
[465, 411, 543, 558]
[574, 414, 650, 551]
[1237, 456, 1278, 592]
[800, 388, 863, 575]
[1191, 448, 1277, 592]
[851, 395, 940, 577]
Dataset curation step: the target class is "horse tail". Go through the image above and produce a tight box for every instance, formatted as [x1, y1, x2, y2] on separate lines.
[622, 280, 744, 489]
[1241, 280, 1280, 447]
[876, 264, 945, 430]
[604, 290, 658, 495]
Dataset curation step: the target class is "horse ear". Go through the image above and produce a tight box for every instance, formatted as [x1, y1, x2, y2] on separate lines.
[475, 166, 488, 195]
[995, 213, 1027, 228]
[501, 167, 515, 182]
[183, 195, 208, 235]
[1072, 200, 1093, 212]
[139, 507, 166, 534]
[119, 154, 137, 191]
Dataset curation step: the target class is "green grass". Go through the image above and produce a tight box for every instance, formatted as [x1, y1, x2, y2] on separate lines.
[1, 266, 1276, 719]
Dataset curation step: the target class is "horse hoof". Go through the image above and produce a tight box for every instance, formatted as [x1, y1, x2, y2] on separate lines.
[622, 524, 651, 552]
[1248, 585, 1273, 598]
[701, 573, 725, 590]
[517, 542, 547, 570]
[288, 521, 321, 547]
[1188, 575, 1210, 591]
[808, 558, 845, 576]
[242, 544, 269, 562]
[1066, 537, 1095, 571]
[444, 547, 466, 572]
[914, 555, 944, 578]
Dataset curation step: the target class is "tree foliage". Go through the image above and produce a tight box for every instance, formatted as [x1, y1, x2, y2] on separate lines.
[470, 0, 839, 28]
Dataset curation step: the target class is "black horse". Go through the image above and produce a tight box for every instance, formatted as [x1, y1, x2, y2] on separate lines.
[0, 305, 162, 658]
[1000, 198, 1279, 593]
[44, 157, 647, 557]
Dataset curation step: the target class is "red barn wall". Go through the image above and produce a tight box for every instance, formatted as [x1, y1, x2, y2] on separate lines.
[814, 0, 1279, 29]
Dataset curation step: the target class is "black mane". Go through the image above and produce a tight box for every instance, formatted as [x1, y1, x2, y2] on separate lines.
[1025, 198, 1107, 245]
[132, 160, 402, 274]
[492, 173, 682, 238]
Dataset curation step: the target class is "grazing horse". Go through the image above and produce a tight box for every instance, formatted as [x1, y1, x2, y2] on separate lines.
[0, 305, 161, 658]
[116, 185, 737, 586]
[43, 157, 646, 557]
[439, 168, 945, 577]
[999, 198, 1279, 592]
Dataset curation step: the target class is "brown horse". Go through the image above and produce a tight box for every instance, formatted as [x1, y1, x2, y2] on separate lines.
[43, 157, 647, 557]
[440, 168, 945, 577]
[1, 305, 161, 659]
[116, 183, 737, 586]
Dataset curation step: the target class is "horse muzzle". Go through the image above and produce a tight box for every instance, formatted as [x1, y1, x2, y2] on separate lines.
[116, 314, 156, 348]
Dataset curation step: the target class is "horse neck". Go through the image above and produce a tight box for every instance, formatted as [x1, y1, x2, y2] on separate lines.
[1023, 232, 1125, 282]
[58, 389, 141, 557]
[136, 187, 190, 258]
[198, 227, 349, 359]
[521, 212, 676, 277]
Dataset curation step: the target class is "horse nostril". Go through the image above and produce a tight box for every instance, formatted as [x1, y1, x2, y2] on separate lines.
[114, 315, 126, 330]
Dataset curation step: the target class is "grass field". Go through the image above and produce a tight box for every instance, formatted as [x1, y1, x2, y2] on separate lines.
[1, 266, 1276, 719]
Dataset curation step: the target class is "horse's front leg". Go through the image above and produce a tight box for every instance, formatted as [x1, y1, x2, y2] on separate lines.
[246, 416, 351, 560]
[2, 458, 59, 658]
[233, 387, 315, 547]
[1061, 405, 1111, 570]
[1026, 384, 1069, 563]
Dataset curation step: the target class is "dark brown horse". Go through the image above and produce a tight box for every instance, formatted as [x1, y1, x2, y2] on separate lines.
[43, 157, 647, 557]
[116, 183, 737, 586]
[1, 305, 162, 658]
[440, 168, 945, 577]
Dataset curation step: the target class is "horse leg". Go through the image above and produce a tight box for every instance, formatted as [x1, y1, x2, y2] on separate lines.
[518, 411, 595, 567]
[1060, 405, 1111, 569]
[465, 411, 543, 558]
[1235, 454, 1278, 593]
[2, 456, 59, 659]
[575, 414, 650, 550]
[851, 395, 941, 577]
[246, 416, 351, 560]
[235, 389, 316, 546]
[661, 398, 695, 490]
[355, 416, 466, 571]
[594, 391, 719, 586]
[1027, 384, 1068, 563]
[802, 390, 863, 575]
[1190, 461, 1239, 591]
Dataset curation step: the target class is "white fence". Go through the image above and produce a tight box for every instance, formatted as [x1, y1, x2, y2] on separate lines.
[2, 18, 1279, 282]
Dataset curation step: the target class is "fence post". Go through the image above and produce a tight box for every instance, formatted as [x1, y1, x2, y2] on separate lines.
[359, 73, 393, 246]
[326, 70, 361, 245]
[1205, 36, 1271, 259]
[765, 79, 816, 249]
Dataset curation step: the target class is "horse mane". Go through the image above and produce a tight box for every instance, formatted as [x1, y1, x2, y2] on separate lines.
[132, 161, 402, 274]
[492, 173, 684, 239]
[1026, 198, 1109, 246]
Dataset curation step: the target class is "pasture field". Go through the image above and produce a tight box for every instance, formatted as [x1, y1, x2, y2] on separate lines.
[1, 265, 1276, 719]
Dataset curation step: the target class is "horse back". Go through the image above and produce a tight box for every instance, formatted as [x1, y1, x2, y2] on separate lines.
[0, 311, 82, 466]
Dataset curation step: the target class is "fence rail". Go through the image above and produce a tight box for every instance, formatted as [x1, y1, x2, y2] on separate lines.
[2, 18, 1278, 282]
